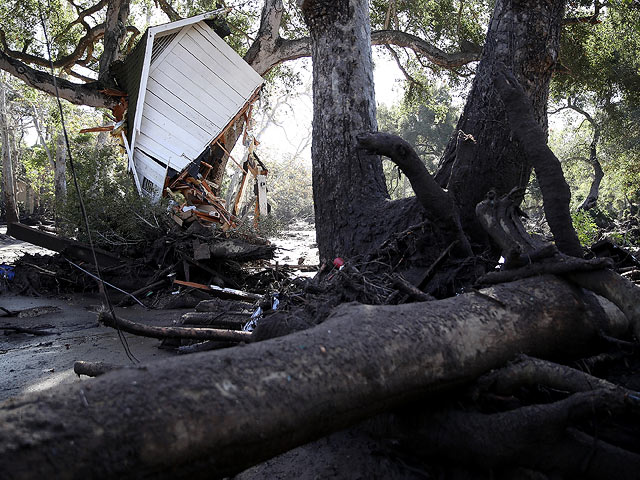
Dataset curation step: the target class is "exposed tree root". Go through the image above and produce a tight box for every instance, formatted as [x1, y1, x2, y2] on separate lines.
[568, 269, 640, 339]
[357, 132, 472, 256]
[473, 354, 618, 398]
[477, 256, 612, 286]
[0, 276, 629, 479]
[74, 361, 128, 377]
[387, 356, 640, 479]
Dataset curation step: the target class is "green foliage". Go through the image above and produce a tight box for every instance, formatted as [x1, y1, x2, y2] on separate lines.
[263, 153, 313, 224]
[58, 138, 167, 250]
[377, 84, 458, 199]
[571, 210, 599, 246]
[554, 3, 640, 107]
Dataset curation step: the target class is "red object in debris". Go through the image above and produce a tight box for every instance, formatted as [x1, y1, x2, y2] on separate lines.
[333, 257, 344, 268]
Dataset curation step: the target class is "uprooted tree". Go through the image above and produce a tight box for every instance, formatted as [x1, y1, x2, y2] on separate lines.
[2, 0, 640, 478]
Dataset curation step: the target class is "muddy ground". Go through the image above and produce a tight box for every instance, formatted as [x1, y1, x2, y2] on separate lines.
[0, 221, 319, 403]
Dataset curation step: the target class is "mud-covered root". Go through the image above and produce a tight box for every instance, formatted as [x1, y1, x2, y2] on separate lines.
[568, 269, 640, 339]
[385, 355, 640, 479]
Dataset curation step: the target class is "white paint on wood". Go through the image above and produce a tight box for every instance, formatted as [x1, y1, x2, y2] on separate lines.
[129, 13, 264, 201]
[130, 31, 155, 153]
[150, 8, 227, 36]
[134, 149, 167, 198]
[148, 28, 187, 72]
[162, 42, 244, 108]
[150, 57, 232, 124]
[142, 102, 210, 148]
[143, 87, 218, 136]
[257, 174, 268, 217]
[122, 131, 142, 195]
[192, 24, 263, 94]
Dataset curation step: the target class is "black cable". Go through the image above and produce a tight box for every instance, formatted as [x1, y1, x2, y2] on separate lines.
[38, 5, 138, 363]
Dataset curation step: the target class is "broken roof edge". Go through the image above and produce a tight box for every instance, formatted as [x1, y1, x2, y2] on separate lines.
[148, 8, 230, 37]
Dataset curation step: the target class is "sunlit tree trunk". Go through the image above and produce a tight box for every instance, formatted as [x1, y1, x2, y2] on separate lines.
[0, 80, 18, 223]
[300, 0, 389, 261]
[54, 132, 67, 201]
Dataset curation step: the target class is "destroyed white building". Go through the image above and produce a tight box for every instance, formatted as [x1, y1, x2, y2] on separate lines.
[113, 11, 264, 201]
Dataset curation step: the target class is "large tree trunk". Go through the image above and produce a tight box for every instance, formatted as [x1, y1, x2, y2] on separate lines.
[0, 276, 629, 479]
[0, 81, 18, 223]
[435, 0, 566, 243]
[300, 0, 389, 261]
[98, 0, 131, 85]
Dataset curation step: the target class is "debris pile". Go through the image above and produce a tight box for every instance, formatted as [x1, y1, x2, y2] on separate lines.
[165, 164, 234, 229]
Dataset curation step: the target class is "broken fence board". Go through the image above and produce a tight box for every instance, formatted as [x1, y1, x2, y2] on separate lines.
[173, 280, 262, 302]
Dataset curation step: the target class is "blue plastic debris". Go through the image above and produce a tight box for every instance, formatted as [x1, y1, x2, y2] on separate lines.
[0, 265, 15, 281]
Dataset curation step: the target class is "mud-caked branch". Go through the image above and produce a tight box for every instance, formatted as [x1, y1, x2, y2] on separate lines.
[494, 65, 583, 257]
[357, 132, 472, 255]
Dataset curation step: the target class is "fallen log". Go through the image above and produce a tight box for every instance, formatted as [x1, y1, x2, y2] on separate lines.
[0, 276, 630, 479]
[98, 310, 253, 342]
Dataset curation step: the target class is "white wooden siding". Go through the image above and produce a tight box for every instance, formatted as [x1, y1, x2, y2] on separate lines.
[134, 149, 168, 199]
[131, 18, 264, 194]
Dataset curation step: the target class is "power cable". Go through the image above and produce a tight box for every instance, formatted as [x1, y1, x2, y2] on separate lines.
[38, 5, 138, 363]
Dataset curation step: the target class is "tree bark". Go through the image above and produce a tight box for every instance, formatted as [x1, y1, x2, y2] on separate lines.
[0, 276, 629, 479]
[1, 80, 18, 223]
[357, 132, 472, 256]
[435, 0, 566, 244]
[494, 67, 582, 256]
[98, 0, 131, 84]
[54, 132, 67, 202]
[300, 0, 389, 261]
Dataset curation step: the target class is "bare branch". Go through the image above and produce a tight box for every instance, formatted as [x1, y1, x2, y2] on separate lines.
[0, 49, 115, 107]
[371, 30, 481, 69]
[0, 25, 106, 70]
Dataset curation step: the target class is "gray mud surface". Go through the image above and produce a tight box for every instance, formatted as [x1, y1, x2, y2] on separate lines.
[0, 294, 190, 402]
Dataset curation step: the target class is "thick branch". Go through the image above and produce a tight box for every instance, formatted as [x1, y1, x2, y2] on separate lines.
[0, 25, 105, 70]
[357, 132, 472, 255]
[243, 0, 285, 75]
[68, 0, 109, 28]
[0, 50, 115, 107]
[494, 66, 583, 257]
[98, 0, 130, 82]
[98, 311, 253, 342]
[371, 30, 481, 69]
[247, 29, 481, 76]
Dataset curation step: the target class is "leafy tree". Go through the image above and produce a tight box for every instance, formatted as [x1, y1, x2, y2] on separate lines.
[378, 83, 459, 198]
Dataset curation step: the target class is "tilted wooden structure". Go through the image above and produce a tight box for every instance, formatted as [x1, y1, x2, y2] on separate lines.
[113, 11, 264, 203]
